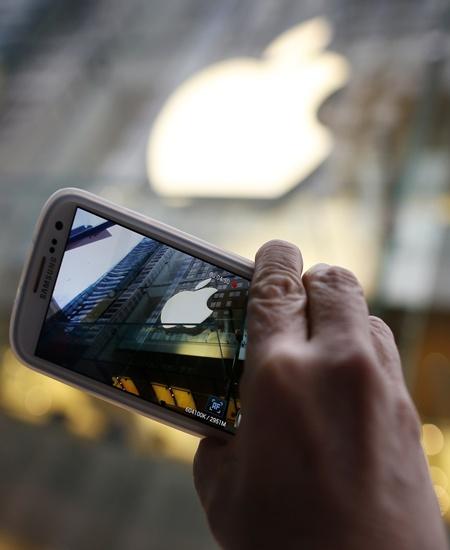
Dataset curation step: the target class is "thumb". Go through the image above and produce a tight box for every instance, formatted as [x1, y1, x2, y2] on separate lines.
[193, 437, 230, 510]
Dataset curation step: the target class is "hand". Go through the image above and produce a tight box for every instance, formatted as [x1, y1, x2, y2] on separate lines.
[194, 241, 447, 550]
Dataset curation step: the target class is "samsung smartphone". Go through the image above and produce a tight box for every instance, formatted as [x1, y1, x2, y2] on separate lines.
[10, 188, 254, 438]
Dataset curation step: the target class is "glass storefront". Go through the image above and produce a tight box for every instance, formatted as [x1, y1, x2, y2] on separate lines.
[0, 0, 449, 546]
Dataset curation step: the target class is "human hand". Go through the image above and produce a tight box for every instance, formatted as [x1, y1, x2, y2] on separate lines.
[194, 240, 447, 550]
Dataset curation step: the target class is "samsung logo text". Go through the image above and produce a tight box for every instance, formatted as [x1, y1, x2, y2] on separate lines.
[40, 256, 57, 300]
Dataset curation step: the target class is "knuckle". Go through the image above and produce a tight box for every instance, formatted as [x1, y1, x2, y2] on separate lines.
[323, 342, 378, 384]
[246, 295, 271, 324]
[309, 344, 384, 432]
[333, 341, 375, 369]
[253, 342, 302, 390]
[250, 270, 303, 302]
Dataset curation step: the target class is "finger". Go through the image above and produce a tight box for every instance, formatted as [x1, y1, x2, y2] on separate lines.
[369, 315, 406, 387]
[246, 240, 308, 350]
[193, 437, 230, 510]
[302, 264, 370, 350]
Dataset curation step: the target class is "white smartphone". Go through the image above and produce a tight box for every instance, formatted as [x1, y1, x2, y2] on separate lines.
[10, 188, 254, 439]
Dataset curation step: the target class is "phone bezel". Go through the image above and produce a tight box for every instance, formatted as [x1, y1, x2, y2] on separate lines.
[9, 188, 254, 439]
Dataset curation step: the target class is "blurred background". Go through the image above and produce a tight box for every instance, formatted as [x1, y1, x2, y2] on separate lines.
[0, 0, 450, 547]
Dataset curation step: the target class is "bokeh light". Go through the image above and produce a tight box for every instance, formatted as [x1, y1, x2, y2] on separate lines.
[422, 424, 445, 456]
[1, 347, 198, 462]
[434, 485, 450, 516]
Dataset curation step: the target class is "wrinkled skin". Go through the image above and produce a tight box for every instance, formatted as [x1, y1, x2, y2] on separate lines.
[194, 241, 448, 550]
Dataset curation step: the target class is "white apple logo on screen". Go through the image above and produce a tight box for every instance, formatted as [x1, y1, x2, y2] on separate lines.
[147, 17, 350, 199]
[161, 278, 218, 329]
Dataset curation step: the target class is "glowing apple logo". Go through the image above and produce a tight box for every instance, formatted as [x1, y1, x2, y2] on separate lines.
[147, 17, 350, 199]
[160, 278, 217, 329]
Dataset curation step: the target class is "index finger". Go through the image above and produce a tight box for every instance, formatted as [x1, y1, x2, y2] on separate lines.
[246, 240, 308, 354]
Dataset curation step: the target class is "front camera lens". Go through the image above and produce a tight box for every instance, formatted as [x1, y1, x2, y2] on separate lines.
[55, 221, 63, 230]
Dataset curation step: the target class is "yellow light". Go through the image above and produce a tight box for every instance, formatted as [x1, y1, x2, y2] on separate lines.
[147, 17, 350, 199]
[0, 529, 31, 550]
[24, 385, 52, 416]
[172, 387, 196, 410]
[112, 376, 140, 396]
[152, 383, 175, 406]
[1, 348, 198, 461]
[422, 424, 445, 456]
[430, 466, 449, 489]
[1, 347, 106, 439]
[434, 485, 450, 516]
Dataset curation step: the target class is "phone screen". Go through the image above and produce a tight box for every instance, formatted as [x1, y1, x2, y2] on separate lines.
[35, 208, 249, 434]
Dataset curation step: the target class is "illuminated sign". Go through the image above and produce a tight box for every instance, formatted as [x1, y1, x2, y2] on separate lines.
[147, 17, 350, 199]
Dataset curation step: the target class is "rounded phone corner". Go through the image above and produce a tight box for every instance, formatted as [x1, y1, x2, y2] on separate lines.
[40, 187, 87, 214]
[8, 316, 34, 370]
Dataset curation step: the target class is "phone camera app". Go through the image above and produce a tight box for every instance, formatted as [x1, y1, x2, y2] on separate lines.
[206, 395, 226, 418]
